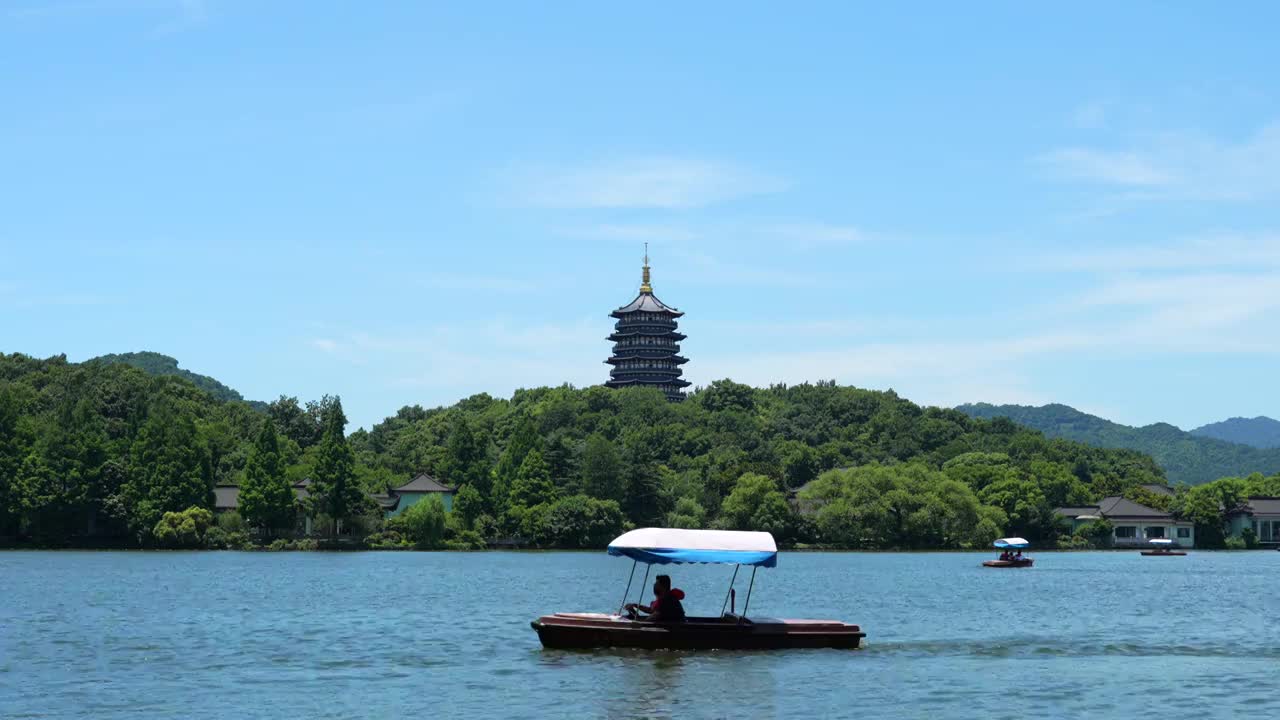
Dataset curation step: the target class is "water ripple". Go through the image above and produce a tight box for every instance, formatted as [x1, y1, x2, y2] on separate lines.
[3, 550, 1280, 719]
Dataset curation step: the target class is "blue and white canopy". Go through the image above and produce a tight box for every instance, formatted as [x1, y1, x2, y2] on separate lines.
[1149, 538, 1174, 546]
[993, 537, 1030, 549]
[607, 528, 778, 568]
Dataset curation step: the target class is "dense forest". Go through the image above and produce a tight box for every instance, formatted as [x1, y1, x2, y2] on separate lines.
[1, 351, 1183, 550]
[1190, 416, 1280, 449]
[958, 403, 1280, 485]
[88, 352, 258, 407]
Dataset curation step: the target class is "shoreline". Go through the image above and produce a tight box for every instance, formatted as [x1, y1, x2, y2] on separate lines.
[0, 545, 1259, 553]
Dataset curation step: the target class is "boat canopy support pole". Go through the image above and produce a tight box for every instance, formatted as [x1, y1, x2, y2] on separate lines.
[720, 564, 740, 616]
[738, 566, 759, 623]
[617, 559, 638, 614]
[635, 563, 652, 608]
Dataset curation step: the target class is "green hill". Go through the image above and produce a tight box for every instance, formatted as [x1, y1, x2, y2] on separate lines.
[1191, 416, 1280, 449]
[956, 403, 1280, 485]
[87, 352, 260, 407]
[2, 351, 1168, 548]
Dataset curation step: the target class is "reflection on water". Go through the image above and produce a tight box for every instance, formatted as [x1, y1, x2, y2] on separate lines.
[3, 550, 1280, 719]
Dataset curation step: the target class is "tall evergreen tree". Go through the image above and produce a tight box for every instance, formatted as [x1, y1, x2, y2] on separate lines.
[440, 416, 490, 494]
[15, 451, 59, 538]
[123, 401, 213, 539]
[239, 422, 296, 536]
[622, 460, 664, 527]
[492, 417, 541, 511]
[0, 386, 25, 536]
[309, 397, 365, 534]
[580, 433, 623, 502]
[509, 450, 556, 509]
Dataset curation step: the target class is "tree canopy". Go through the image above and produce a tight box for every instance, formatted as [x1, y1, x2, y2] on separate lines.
[0, 352, 1183, 549]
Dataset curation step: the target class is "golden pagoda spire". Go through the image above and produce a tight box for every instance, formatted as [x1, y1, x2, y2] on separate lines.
[640, 242, 652, 293]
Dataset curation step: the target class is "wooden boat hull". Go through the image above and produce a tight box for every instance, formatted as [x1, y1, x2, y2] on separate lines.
[1140, 550, 1187, 556]
[531, 613, 865, 650]
[982, 559, 1034, 568]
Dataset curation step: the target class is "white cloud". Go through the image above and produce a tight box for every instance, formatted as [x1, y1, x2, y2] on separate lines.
[672, 248, 829, 288]
[689, 335, 1074, 410]
[560, 219, 865, 251]
[1037, 148, 1173, 186]
[304, 318, 606, 397]
[1038, 122, 1280, 200]
[508, 156, 785, 209]
[1050, 234, 1280, 273]
[411, 272, 541, 293]
[562, 223, 703, 244]
[756, 222, 865, 248]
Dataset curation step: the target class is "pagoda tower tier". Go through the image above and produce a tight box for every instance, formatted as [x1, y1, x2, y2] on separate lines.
[604, 249, 690, 401]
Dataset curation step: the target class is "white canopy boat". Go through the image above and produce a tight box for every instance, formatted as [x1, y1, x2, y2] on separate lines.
[1141, 538, 1186, 556]
[530, 528, 865, 650]
[983, 537, 1034, 567]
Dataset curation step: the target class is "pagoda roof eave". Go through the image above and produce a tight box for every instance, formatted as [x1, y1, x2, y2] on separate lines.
[607, 332, 687, 342]
[606, 378, 693, 388]
[605, 355, 689, 365]
[610, 292, 683, 317]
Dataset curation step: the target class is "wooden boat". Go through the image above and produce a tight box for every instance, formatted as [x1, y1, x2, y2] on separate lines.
[982, 558, 1034, 568]
[1140, 539, 1186, 556]
[530, 528, 865, 651]
[983, 537, 1033, 568]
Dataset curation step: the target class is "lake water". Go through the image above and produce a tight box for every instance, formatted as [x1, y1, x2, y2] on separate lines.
[2, 550, 1278, 719]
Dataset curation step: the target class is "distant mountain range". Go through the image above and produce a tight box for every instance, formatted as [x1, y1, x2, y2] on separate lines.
[1190, 416, 1280, 449]
[88, 352, 264, 408]
[957, 403, 1280, 486]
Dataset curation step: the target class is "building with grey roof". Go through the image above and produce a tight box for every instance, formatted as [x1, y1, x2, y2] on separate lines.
[1055, 495, 1195, 547]
[1226, 497, 1280, 546]
[214, 473, 454, 526]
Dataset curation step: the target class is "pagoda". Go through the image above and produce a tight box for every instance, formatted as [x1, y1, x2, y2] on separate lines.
[605, 247, 691, 401]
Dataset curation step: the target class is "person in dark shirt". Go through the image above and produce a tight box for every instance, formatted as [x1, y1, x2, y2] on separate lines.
[625, 574, 686, 622]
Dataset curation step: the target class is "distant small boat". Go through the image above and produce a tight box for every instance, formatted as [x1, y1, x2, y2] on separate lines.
[983, 537, 1034, 568]
[1140, 538, 1187, 556]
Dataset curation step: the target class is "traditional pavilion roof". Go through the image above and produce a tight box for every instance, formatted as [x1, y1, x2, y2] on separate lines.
[1227, 496, 1280, 516]
[215, 482, 311, 511]
[1095, 496, 1174, 520]
[610, 292, 683, 318]
[1139, 483, 1176, 496]
[1054, 496, 1187, 522]
[1053, 505, 1100, 519]
[213, 475, 443, 514]
[393, 473, 455, 494]
[370, 493, 402, 511]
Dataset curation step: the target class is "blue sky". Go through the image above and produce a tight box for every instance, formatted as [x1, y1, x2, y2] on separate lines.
[3, 1, 1280, 430]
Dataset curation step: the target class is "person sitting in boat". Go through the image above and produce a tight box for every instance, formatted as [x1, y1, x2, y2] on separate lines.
[998, 550, 1010, 561]
[1014, 550, 1023, 561]
[625, 574, 686, 622]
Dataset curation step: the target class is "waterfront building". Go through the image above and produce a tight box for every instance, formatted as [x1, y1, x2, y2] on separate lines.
[214, 472, 455, 527]
[1225, 497, 1280, 546]
[605, 247, 691, 401]
[381, 473, 456, 516]
[1055, 494, 1195, 547]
